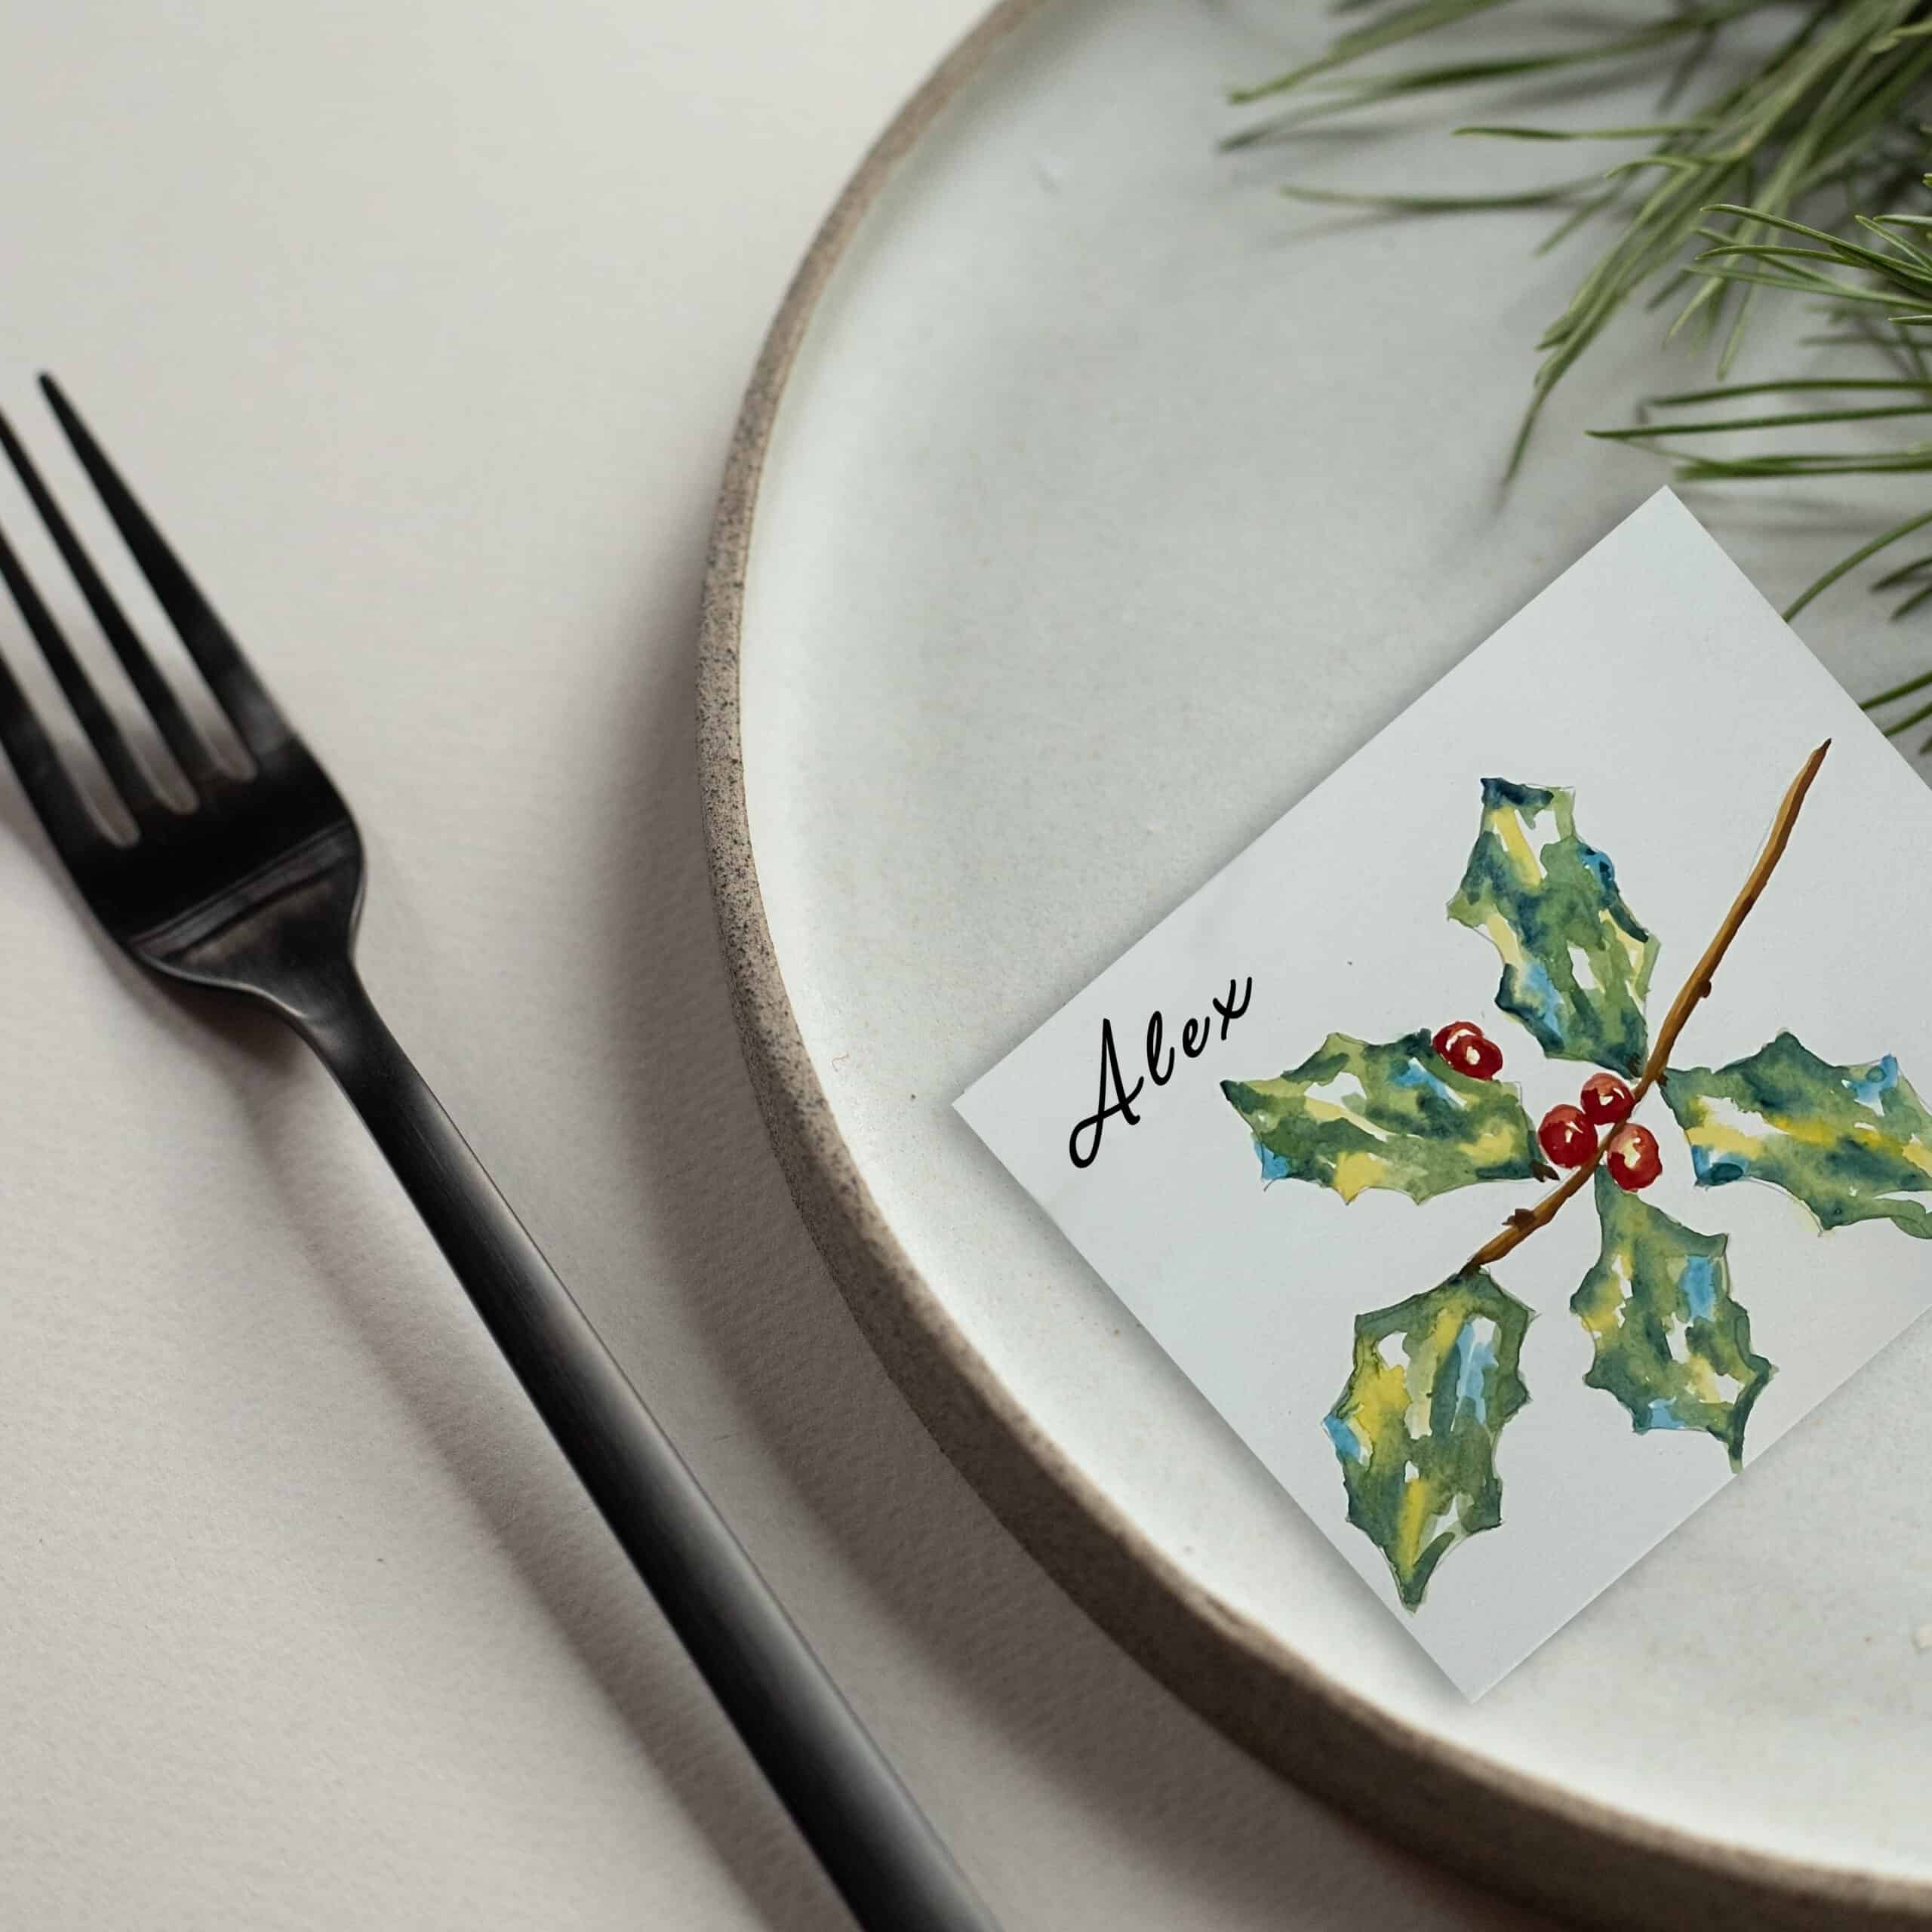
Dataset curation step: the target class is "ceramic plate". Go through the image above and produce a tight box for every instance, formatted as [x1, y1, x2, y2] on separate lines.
[700, 3, 1932, 1923]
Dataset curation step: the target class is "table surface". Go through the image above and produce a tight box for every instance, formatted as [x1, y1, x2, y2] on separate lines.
[0, 4, 1555, 1927]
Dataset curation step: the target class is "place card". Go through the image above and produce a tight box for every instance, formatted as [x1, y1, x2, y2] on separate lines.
[958, 491, 1932, 1694]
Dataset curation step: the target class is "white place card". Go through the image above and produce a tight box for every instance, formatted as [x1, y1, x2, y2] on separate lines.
[958, 491, 1932, 1695]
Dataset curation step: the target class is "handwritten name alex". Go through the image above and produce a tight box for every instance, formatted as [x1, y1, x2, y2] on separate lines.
[1068, 977, 1253, 1170]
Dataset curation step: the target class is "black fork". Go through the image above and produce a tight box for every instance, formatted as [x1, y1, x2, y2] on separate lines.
[0, 377, 998, 1932]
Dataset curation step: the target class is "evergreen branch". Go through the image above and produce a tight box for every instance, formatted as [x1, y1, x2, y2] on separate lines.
[1231, 0, 1932, 457]
[1229, 2, 1932, 694]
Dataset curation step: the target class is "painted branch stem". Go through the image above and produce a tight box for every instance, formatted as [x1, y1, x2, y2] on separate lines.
[1461, 738, 1831, 1275]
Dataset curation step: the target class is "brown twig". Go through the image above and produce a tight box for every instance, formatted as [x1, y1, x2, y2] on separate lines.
[1462, 739, 1831, 1274]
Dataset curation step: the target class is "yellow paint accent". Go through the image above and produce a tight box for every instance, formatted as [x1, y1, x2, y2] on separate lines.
[1690, 1107, 1835, 1158]
[1684, 1359, 1723, 1404]
[1346, 1359, 1407, 1455]
[1576, 1256, 1631, 1338]
[1481, 911, 1527, 971]
[1599, 905, 1651, 978]
[1331, 1150, 1387, 1202]
[1393, 1472, 1436, 1578]
[1464, 1118, 1521, 1165]
[1300, 1097, 1392, 1144]
[1403, 1322, 1457, 1441]
[1682, 1119, 1768, 1166]
[1577, 1291, 1619, 1339]
[1491, 805, 1546, 889]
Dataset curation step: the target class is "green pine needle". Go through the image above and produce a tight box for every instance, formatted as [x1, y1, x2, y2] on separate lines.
[1232, 0, 1932, 729]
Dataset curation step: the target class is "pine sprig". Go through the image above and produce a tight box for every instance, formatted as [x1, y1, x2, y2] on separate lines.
[1233, 0, 1932, 463]
[1590, 201, 1932, 740]
[1233, 1, 1932, 718]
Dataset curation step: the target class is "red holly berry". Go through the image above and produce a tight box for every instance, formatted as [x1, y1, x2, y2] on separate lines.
[1432, 1021, 1503, 1081]
[1580, 1072, 1635, 1126]
[1537, 1103, 1597, 1170]
[1606, 1122, 1663, 1192]
[1463, 1033, 1503, 1080]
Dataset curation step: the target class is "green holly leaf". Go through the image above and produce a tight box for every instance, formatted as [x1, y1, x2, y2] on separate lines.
[1324, 1270, 1531, 1610]
[1222, 1029, 1545, 1205]
[1447, 777, 1657, 1078]
[1662, 1031, 1932, 1238]
[1571, 1170, 1774, 1471]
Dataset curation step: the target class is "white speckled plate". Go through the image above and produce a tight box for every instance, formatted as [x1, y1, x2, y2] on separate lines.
[700, 3, 1932, 1923]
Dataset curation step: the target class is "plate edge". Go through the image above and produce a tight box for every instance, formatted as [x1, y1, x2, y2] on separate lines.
[692, 5, 1932, 1923]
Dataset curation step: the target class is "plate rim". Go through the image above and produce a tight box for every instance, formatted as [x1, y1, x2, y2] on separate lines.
[694, 5, 1932, 1922]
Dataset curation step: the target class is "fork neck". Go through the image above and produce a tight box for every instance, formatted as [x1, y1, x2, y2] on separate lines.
[269, 952, 402, 1087]
[270, 955, 497, 1233]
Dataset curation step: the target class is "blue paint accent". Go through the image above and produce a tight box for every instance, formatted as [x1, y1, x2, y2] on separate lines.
[1678, 1254, 1717, 1322]
[1579, 842, 1618, 894]
[1848, 1056, 1898, 1108]
[1646, 1398, 1687, 1431]
[1256, 1142, 1291, 1183]
[1392, 1060, 1458, 1104]
[1452, 1323, 1497, 1423]
[1324, 1414, 1369, 1464]
[1691, 1143, 1749, 1186]
[1518, 958, 1562, 1032]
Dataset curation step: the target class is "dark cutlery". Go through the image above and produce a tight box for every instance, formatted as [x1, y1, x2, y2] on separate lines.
[0, 377, 998, 1932]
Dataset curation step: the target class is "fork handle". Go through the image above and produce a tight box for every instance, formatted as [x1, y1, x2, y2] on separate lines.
[296, 966, 1000, 1932]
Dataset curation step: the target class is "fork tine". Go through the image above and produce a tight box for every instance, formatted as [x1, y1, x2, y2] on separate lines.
[0, 513, 159, 817]
[0, 408, 221, 795]
[0, 640, 115, 872]
[38, 377, 289, 759]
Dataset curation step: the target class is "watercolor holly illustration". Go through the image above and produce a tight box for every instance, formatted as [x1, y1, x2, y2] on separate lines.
[1222, 742, 1932, 1612]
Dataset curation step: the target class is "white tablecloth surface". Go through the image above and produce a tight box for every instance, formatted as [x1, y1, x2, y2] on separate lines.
[0, 4, 1556, 1925]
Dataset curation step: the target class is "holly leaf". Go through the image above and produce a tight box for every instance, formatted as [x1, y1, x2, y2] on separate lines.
[1571, 1170, 1773, 1470]
[1324, 1270, 1531, 1610]
[1447, 777, 1657, 1078]
[1223, 1029, 1545, 1204]
[1662, 1031, 1932, 1238]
